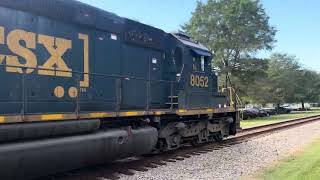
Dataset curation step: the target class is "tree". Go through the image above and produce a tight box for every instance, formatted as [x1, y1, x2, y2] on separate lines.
[183, 0, 276, 85]
[264, 53, 301, 107]
[231, 53, 320, 108]
[295, 70, 320, 109]
[229, 58, 268, 103]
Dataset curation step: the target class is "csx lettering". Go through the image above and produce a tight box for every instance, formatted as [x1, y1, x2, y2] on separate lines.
[0, 27, 72, 77]
[38, 34, 72, 77]
[0, 27, 6, 65]
[190, 74, 209, 88]
[6, 29, 37, 73]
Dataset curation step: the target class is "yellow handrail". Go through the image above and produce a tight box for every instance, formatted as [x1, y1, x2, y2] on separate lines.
[222, 87, 243, 119]
[221, 87, 243, 108]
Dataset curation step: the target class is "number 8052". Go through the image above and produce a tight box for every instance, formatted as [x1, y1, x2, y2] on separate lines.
[190, 74, 209, 88]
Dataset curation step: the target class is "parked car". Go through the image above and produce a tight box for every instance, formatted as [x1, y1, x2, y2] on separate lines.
[254, 108, 270, 117]
[246, 108, 261, 117]
[242, 107, 272, 120]
[275, 107, 292, 114]
[241, 110, 255, 120]
[263, 108, 277, 115]
[242, 108, 262, 120]
[282, 103, 311, 111]
[242, 109, 256, 120]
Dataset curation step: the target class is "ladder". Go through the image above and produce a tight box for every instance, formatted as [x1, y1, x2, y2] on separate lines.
[166, 96, 179, 110]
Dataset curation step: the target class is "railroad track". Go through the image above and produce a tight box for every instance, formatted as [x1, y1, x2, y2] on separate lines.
[44, 115, 320, 180]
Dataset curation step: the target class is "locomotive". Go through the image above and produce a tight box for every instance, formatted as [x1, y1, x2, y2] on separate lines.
[0, 0, 240, 179]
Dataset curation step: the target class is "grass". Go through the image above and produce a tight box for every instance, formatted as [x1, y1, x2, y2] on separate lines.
[260, 139, 320, 180]
[241, 109, 320, 128]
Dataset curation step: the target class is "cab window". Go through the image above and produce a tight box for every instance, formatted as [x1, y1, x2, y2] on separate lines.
[193, 56, 205, 72]
[201, 56, 205, 71]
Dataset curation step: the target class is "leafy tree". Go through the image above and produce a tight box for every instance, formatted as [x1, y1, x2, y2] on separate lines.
[295, 70, 320, 109]
[230, 58, 268, 103]
[232, 53, 320, 108]
[263, 53, 301, 107]
[183, 0, 276, 81]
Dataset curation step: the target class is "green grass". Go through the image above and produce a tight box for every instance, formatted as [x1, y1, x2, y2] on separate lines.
[241, 110, 320, 128]
[260, 139, 320, 180]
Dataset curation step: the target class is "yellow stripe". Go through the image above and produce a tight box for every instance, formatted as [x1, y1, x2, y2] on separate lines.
[155, 111, 163, 115]
[123, 112, 140, 116]
[207, 108, 214, 112]
[41, 114, 64, 121]
[0, 107, 238, 124]
[90, 112, 108, 118]
[0, 116, 5, 123]
[178, 109, 187, 113]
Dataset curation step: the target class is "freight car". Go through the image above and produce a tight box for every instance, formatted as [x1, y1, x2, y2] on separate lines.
[0, 0, 240, 179]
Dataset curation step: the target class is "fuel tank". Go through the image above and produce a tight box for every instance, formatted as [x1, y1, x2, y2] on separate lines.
[0, 126, 158, 180]
[0, 119, 101, 142]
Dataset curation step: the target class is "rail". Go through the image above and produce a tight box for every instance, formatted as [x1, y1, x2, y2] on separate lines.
[234, 115, 320, 140]
[241, 114, 320, 132]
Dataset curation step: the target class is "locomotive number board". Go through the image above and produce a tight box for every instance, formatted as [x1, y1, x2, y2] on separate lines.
[190, 74, 209, 88]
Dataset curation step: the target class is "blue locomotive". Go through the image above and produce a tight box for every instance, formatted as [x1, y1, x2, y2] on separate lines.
[0, 0, 240, 179]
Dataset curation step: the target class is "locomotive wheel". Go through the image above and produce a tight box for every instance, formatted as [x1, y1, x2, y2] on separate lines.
[190, 138, 200, 147]
[214, 133, 223, 143]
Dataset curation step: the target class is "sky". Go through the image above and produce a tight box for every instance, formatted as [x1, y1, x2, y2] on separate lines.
[78, 0, 320, 72]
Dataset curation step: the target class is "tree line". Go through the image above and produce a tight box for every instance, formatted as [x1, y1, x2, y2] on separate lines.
[231, 54, 320, 108]
[183, 0, 320, 108]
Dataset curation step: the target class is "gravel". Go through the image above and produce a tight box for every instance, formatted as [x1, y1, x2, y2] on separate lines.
[115, 121, 320, 180]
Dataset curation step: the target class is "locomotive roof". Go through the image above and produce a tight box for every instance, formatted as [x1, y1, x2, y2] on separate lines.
[0, 0, 164, 34]
[0, 0, 210, 53]
[172, 32, 212, 56]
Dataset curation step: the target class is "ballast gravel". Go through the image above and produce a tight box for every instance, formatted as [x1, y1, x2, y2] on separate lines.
[116, 120, 320, 180]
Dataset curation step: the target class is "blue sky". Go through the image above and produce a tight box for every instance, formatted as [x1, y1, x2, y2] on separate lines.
[79, 0, 320, 72]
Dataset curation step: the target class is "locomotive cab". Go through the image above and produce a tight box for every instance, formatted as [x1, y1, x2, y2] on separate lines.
[170, 32, 227, 110]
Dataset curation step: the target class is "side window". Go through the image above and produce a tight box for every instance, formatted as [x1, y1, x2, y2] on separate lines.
[193, 56, 205, 72]
[192, 57, 198, 71]
[201, 56, 205, 71]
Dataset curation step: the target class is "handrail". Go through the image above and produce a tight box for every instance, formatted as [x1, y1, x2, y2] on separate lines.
[222, 87, 243, 119]
[222, 87, 243, 108]
[0, 64, 176, 83]
[177, 64, 185, 82]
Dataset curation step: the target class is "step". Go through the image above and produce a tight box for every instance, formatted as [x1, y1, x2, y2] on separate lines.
[165, 103, 179, 105]
[168, 96, 179, 98]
